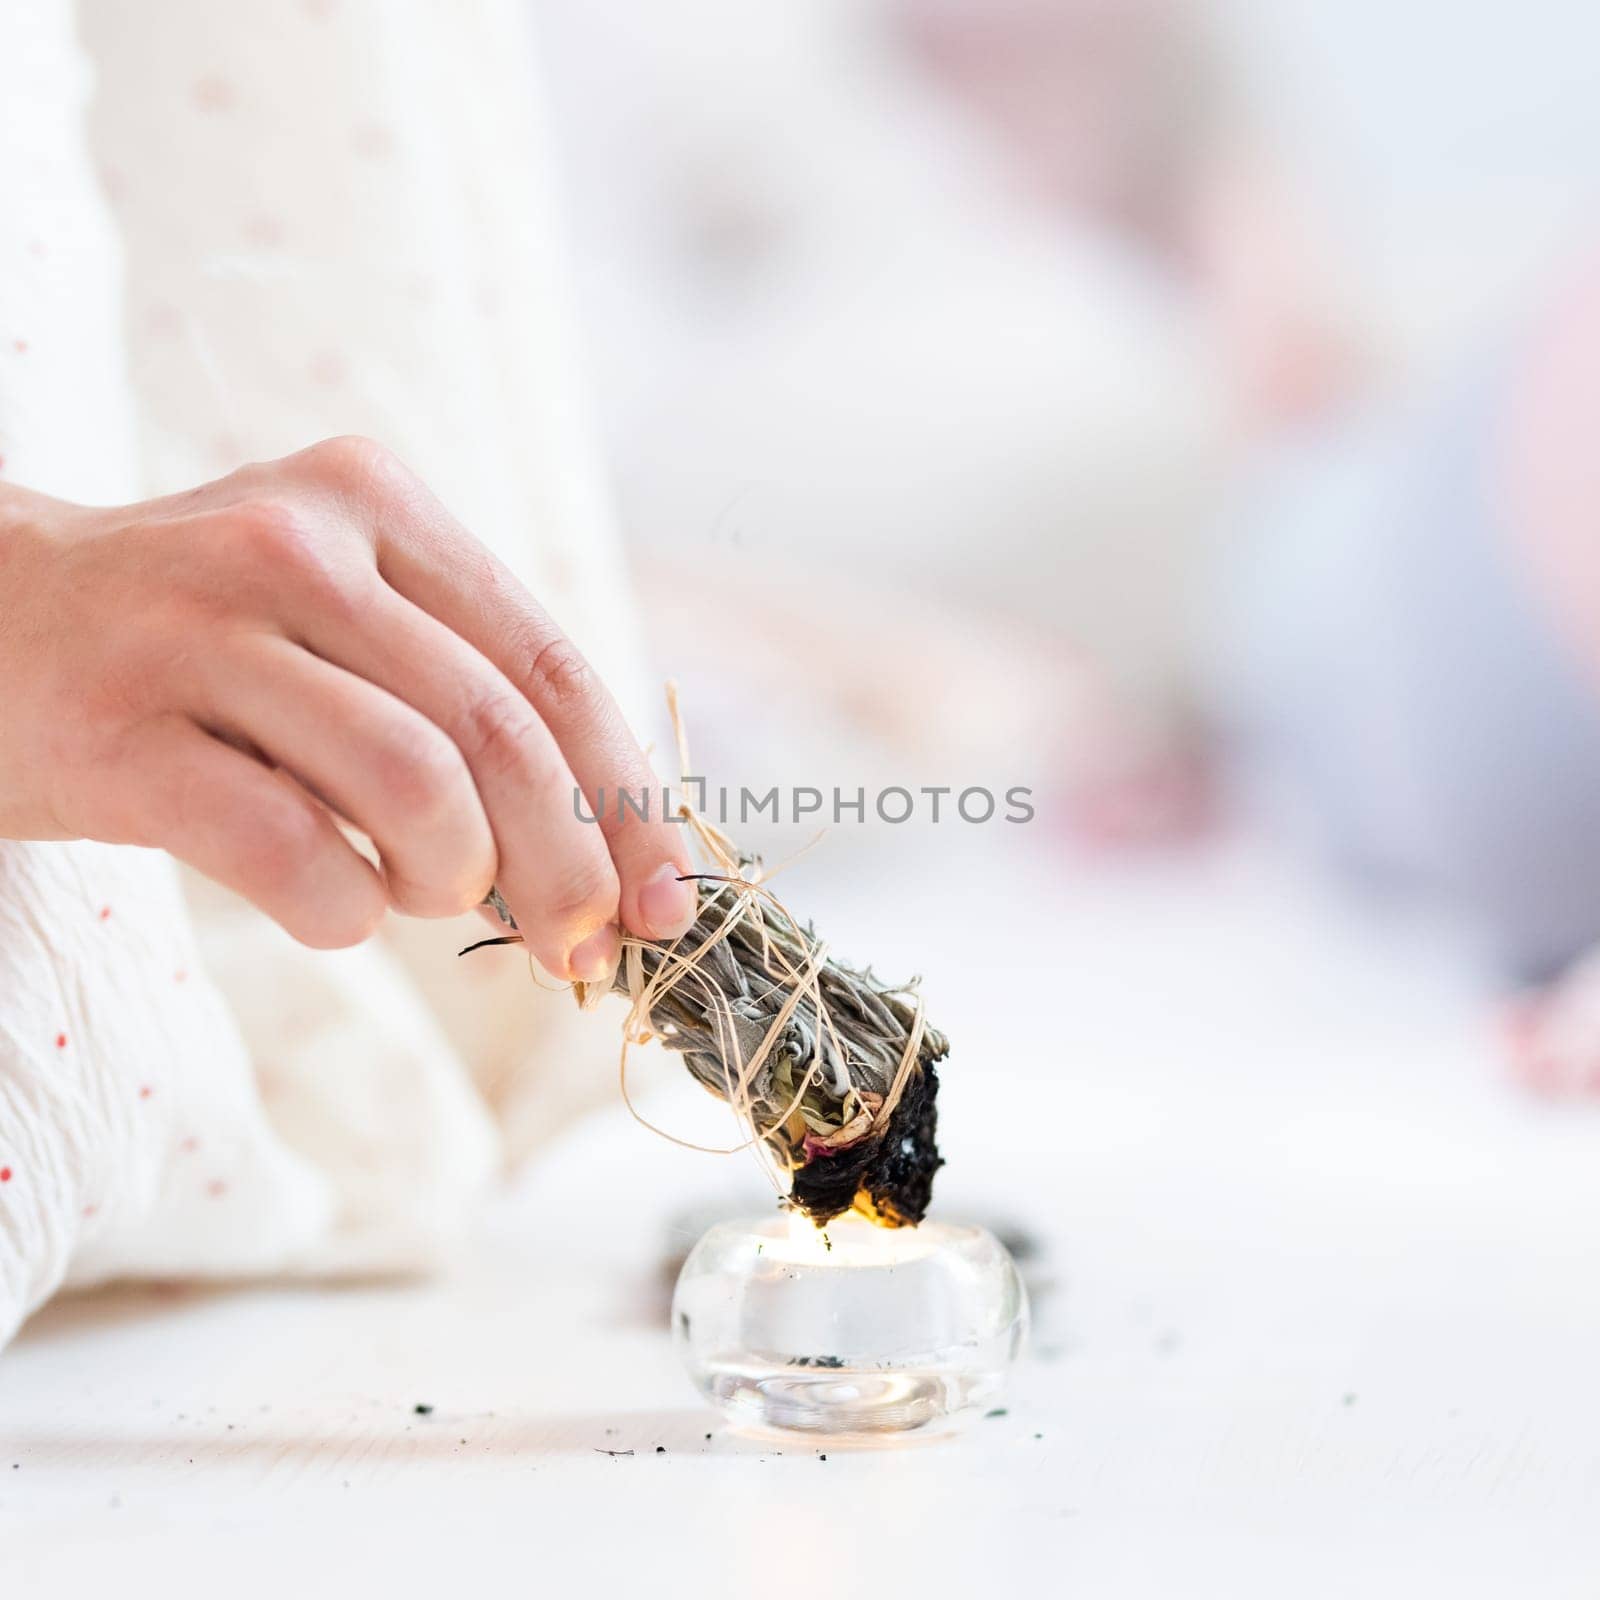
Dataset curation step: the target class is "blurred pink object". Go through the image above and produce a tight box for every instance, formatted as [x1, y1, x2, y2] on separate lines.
[1502, 950, 1600, 1100]
[894, 0, 1370, 431]
[1053, 721, 1215, 852]
[893, 0, 1205, 252]
[1502, 244, 1600, 697]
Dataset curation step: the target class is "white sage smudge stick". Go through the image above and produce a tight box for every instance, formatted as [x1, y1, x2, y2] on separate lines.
[466, 686, 947, 1227]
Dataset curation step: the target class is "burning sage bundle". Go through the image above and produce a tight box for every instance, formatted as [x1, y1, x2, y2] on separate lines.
[465, 694, 947, 1228]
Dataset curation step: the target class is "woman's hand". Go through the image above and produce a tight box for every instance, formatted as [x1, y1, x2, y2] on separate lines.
[0, 437, 697, 978]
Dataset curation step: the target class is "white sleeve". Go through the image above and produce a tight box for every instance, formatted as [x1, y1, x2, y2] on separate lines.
[0, 0, 138, 502]
[0, 3, 483, 1348]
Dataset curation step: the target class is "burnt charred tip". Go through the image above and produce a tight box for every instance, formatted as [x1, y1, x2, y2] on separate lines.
[788, 1063, 943, 1228]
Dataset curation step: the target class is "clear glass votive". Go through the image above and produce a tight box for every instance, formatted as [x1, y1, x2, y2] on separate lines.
[672, 1210, 1028, 1438]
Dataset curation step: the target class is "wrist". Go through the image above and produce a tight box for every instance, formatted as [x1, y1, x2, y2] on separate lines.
[0, 483, 76, 841]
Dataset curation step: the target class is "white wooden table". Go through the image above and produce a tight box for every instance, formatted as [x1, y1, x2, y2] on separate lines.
[4, 834, 1599, 1596]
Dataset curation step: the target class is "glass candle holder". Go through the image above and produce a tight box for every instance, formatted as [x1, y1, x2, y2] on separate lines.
[672, 1210, 1028, 1438]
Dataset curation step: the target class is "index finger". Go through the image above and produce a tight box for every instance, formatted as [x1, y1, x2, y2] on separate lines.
[306, 437, 699, 943]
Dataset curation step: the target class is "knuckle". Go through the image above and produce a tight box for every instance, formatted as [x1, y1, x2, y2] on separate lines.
[458, 689, 546, 785]
[543, 852, 620, 931]
[520, 633, 597, 718]
[301, 434, 406, 496]
[228, 499, 325, 578]
[245, 798, 327, 888]
[221, 499, 370, 621]
[372, 719, 466, 823]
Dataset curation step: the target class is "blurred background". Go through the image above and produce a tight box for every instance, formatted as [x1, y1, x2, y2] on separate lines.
[527, 0, 1600, 1018]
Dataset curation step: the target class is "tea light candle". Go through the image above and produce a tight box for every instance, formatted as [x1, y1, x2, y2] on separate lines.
[672, 1211, 1028, 1438]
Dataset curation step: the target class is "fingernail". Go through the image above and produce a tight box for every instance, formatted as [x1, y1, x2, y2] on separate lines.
[568, 924, 620, 985]
[638, 863, 696, 940]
